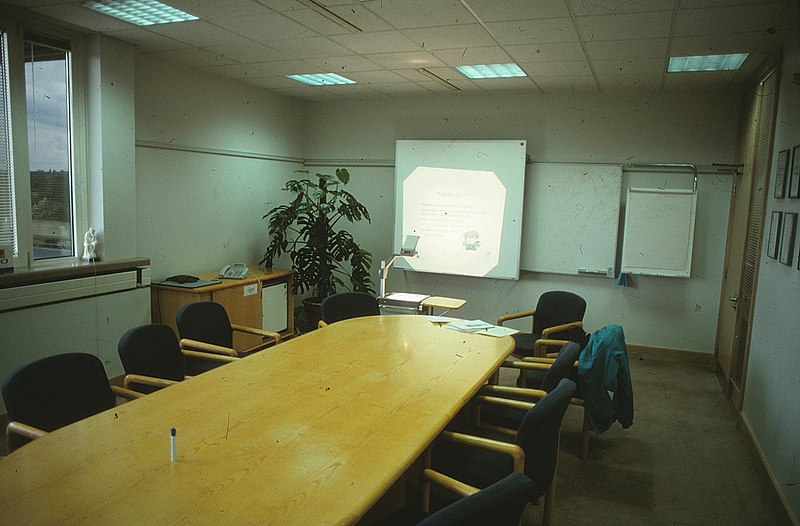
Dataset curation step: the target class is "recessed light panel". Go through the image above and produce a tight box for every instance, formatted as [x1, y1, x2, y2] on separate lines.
[286, 73, 356, 86]
[455, 63, 526, 79]
[83, 0, 198, 26]
[668, 53, 748, 72]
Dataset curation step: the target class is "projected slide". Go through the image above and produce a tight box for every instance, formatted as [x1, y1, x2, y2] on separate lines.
[403, 166, 505, 277]
[394, 140, 526, 280]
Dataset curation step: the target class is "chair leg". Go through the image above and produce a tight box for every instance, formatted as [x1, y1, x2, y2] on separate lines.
[581, 409, 591, 459]
[543, 476, 556, 526]
[421, 447, 432, 513]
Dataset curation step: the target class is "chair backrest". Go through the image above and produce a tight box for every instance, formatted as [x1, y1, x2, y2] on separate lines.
[532, 291, 587, 337]
[539, 341, 581, 393]
[418, 472, 536, 526]
[118, 324, 185, 384]
[2, 353, 116, 433]
[514, 378, 577, 498]
[176, 301, 234, 348]
[321, 292, 380, 324]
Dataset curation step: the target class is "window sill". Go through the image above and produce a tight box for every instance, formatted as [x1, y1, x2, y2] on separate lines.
[0, 258, 150, 290]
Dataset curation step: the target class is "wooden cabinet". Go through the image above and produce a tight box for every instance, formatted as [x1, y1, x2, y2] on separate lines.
[151, 267, 294, 350]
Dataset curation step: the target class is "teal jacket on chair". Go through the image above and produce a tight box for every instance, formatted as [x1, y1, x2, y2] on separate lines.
[578, 324, 634, 433]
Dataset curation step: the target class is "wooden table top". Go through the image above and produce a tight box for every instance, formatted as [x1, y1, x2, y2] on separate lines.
[0, 315, 514, 525]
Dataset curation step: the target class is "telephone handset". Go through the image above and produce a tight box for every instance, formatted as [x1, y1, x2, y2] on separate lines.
[219, 263, 249, 279]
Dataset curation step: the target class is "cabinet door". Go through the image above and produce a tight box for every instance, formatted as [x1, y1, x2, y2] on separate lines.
[262, 282, 288, 333]
[212, 281, 262, 350]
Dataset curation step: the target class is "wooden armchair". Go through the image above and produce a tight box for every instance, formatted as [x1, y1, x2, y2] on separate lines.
[421, 379, 576, 526]
[2, 353, 142, 453]
[497, 291, 586, 358]
[176, 302, 281, 370]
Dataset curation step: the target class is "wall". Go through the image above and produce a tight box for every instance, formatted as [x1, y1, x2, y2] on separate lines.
[134, 56, 306, 280]
[303, 91, 739, 353]
[744, 32, 800, 522]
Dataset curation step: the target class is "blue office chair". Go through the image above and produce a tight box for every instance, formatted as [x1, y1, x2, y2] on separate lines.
[2, 353, 142, 452]
[118, 324, 236, 393]
[497, 291, 587, 358]
[423, 378, 577, 526]
[319, 291, 380, 327]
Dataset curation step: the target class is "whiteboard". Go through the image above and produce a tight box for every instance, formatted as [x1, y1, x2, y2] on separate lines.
[520, 163, 622, 276]
[621, 188, 697, 277]
[394, 140, 526, 280]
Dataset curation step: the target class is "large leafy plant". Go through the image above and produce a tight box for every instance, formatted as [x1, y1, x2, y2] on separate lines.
[260, 168, 374, 300]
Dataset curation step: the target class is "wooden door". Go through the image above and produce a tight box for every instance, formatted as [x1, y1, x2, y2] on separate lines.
[714, 69, 778, 408]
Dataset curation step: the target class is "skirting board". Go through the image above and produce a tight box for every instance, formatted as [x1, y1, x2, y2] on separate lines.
[738, 412, 799, 526]
[627, 344, 714, 366]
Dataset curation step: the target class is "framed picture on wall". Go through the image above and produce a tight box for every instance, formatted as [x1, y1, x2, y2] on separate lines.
[767, 211, 782, 259]
[779, 212, 797, 266]
[790, 145, 800, 198]
[774, 149, 789, 198]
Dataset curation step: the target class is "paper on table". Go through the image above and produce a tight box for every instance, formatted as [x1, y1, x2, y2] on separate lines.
[447, 319, 495, 332]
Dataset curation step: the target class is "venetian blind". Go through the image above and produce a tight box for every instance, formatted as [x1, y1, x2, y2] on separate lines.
[0, 32, 16, 255]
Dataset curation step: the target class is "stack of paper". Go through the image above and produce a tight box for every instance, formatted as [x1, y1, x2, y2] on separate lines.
[445, 320, 519, 338]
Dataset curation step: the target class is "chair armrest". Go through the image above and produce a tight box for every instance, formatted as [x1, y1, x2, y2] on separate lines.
[111, 385, 145, 400]
[501, 360, 553, 372]
[318, 320, 328, 328]
[496, 309, 537, 326]
[533, 338, 570, 357]
[7, 421, 47, 442]
[123, 374, 179, 391]
[180, 349, 238, 364]
[422, 468, 480, 499]
[439, 430, 525, 473]
[180, 338, 239, 357]
[541, 321, 583, 338]
[479, 385, 548, 401]
[230, 324, 282, 344]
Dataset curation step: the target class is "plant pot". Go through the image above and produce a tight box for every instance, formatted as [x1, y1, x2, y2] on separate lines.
[301, 297, 323, 332]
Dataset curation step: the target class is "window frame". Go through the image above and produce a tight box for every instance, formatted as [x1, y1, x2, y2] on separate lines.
[0, 15, 87, 269]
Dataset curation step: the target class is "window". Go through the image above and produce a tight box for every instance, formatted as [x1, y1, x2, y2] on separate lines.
[0, 25, 83, 266]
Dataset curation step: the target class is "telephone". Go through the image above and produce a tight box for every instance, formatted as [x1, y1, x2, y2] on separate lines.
[219, 263, 249, 279]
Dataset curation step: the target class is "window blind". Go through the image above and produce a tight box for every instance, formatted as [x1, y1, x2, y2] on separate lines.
[0, 32, 17, 255]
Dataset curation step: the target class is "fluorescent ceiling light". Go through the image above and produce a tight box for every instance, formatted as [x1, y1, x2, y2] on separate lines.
[83, 0, 198, 26]
[455, 63, 526, 79]
[668, 53, 748, 72]
[286, 73, 356, 86]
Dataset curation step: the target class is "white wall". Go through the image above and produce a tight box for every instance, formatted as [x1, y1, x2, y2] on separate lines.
[303, 91, 739, 353]
[134, 56, 306, 280]
[743, 32, 800, 522]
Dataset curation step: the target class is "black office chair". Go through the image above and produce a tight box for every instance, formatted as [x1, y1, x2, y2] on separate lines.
[479, 341, 592, 458]
[423, 379, 577, 526]
[378, 472, 536, 526]
[497, 291, 587, 358]
[1, 352, 142, 453]
[118, 324, 237, 392]
[176, 302, 281, 373]
[319, 291, 380, 327]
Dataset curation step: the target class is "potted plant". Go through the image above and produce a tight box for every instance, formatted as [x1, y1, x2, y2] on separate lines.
[260, 168, 374, 330]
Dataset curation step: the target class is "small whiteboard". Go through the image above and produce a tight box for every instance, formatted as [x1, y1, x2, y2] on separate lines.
[521, 163, 622, 276]
[621, 188, 697, 277]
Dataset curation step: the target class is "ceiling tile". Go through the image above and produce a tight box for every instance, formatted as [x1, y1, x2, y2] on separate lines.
[585, 38, 667, 60]
[402, 25, 497, 50]
[363, 0, 474, 29]
[248, 59, 323, 76]
[201, 41, 292, 64]
[267, 37, 355, 59]
[345, 70, 408, 84]
[464, 0, 570, 22]
[364, 51, 445, 69]
[146, 20, 244, 47]
[575, 11, 674, 41]
[670, 33, 765, 56]
[465, 77, 537, 91]
[431, 46, 513, 66]
[591, 57, 664, 76]
[597, 73, 663, 91]
[325, 4, 395, 32]
[167, 0, 273, 19]
[675, 3, 791, 36]
[104, 28, 189, 53]
[521, 60, 592, 77]
[147, 48, 238, 68]
[506, 42, 586, 63]
[304, 55, 384, 73]
[281, 8, 357, 35]
[331, 31, 422, 54]
[369, 82, 437, 97]
[568, 0, 673, 17]
[487, 18, 579, 45]
[536, 75, 599, 94]
[215, 12, 317, 43]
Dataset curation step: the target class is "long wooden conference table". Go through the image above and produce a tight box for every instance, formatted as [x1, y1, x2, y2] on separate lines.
[0, 315, 514, 524]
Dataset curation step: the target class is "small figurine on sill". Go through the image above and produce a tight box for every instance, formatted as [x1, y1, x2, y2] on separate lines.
[82, 227, 98, 261]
